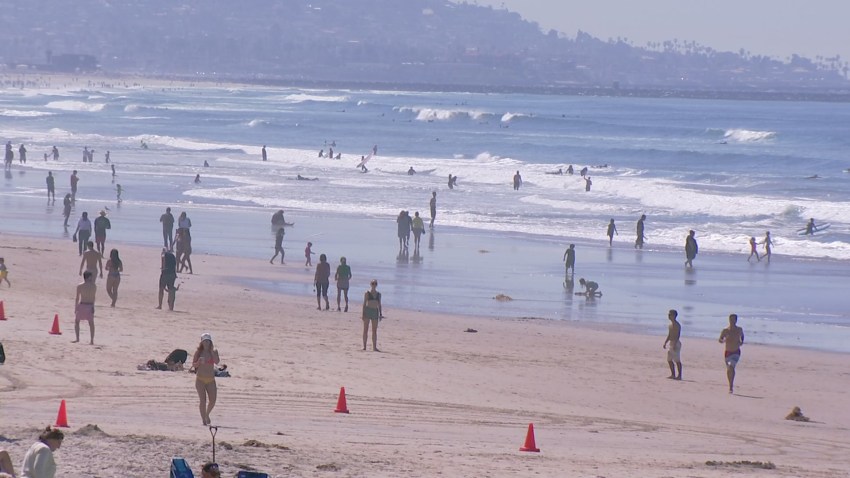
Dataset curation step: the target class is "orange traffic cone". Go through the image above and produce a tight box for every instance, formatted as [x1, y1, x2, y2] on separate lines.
[49, 314, 62, 335]
[519, 423, 540, 452]
[55, 399, 69, 428]
[334, 387, 350, 414]
[0, 301, 6, 320]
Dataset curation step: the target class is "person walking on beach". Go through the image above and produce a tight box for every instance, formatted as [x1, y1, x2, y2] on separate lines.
[761, 231, 774, 263]
[663, 309, 683, 380]
[429, 191, 437, 228]
[314, 253, 331, 310]
[62, 194, 72, 227]
[0, 257, 10, 287]
[635, 214, 646, 249]
[157, 249, 179, 311]
[513, 170, 522, 190]
[175, 228, 193, 274]
[261, 145, 267, 161]
[73, 270, 97, 344]
[105, 248, 123, 307]
[270, 227, 285, 264]
[93, 210, 111, 256]
[46, 171, 55, 203]
[362, 279, 382, 351]
[79, 241, 103, 279]
[412, 211, 426, 250]
[304, 242, 314, 267]
[335, 257, 352, 312]
[747, 237, 760, 262]
[397, 210, 411, 250]
[684, 230, 698, 268]
[160, 207, 175, 249]
[719, 314, 745, 394]
[21, 426, 64, 478]
[563, 244, 576, 277]
[606, 219, 618, 246]
[73, 212, 92, 256]
[115, 184, 122, 203]
[192, 333, 220, 426]
[70, 170, 79, 201]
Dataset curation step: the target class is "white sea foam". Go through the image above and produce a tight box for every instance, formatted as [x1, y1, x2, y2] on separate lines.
[281, 93, 350, 103]
[396, 106, 493, 122]
[0, 109, 54, 118]
[500, 112, 528, 122]
[724, 128, 777, 142]
[45, 100, 105, 112]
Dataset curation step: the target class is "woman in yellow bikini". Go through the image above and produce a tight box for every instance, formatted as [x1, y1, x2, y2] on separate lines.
[192, 333, 220, 425]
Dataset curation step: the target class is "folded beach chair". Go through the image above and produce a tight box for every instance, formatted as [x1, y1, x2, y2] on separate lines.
[170, 457, 194, 478]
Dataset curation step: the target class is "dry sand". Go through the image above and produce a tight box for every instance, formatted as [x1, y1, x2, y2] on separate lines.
[0, 233, 849, 477]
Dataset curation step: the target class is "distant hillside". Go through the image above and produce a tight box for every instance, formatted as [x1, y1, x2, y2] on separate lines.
[0, 0, 847, 91]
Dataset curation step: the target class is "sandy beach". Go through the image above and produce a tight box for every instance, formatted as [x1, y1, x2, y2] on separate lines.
[0, 233, 849, 477]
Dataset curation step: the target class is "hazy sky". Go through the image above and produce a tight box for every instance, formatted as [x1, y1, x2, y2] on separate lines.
[472, 0, 849, 62]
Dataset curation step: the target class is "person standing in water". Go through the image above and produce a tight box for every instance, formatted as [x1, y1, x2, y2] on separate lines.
[584, 176, 592, 192]
[606, 219, 618, 246]
[804, 218, 816, 236]
[684, 230, 698, 268]
[563, 244, 576, 277]
[261, 145, 267, 161]
[46, 171, 55, 203]
[192, 333, 220, 426]
[160, 207, 175, 249]
[429, 191, 437, 228]
[663, 309, 683, 380]
[70, 170, 79, 201]
[635, 214, 646, 249]
[62, 193, 72, 227]
[513, 170, 522, 190]
[719, 314, 744, 394]
[411, 211, 426, 250]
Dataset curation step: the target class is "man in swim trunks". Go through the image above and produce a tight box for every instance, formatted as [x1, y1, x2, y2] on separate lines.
[79, 241, 103, 279]
[563, 244, 576, 276]
[635, 214, 646, 249]
[719, 313, 745, 394]
[158, 249, 179, 311]
[663, 309, 682, 380]
[74, 271, 97, 344]
[160, 207, 175, 249]
[46, 171, 55, 203]
[93, 210, 111, 256]
[429, 191, 437, 228]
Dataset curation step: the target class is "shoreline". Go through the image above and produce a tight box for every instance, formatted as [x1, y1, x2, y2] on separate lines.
[0, 233, 849, 476]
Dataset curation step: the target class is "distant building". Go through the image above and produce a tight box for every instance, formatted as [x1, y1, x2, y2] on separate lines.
[41, 51, 99, 72]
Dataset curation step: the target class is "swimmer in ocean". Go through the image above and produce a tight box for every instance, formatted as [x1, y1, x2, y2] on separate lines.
[408, 167, 416, 175]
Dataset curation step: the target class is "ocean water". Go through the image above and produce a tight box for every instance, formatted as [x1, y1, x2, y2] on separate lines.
[2, 83, 849, 351]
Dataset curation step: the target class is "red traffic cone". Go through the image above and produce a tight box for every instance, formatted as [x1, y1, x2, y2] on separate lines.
[334, 387, 350, 414]
[55, 399, 69, 428]
[0, 301, 6, 320]
[49, 314, 62, 335]
[519, 423, 540, 452]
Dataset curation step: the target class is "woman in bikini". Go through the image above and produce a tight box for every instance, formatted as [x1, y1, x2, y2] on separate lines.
[105, 248, 123, 307]
[362, 279, 382, 351]
[192, 333, 220, 425]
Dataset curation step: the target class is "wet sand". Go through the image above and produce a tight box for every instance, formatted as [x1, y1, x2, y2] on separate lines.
[0, 233, 849, 477]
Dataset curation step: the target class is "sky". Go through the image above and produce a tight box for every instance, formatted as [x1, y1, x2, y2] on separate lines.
[471, 0, 849, 63]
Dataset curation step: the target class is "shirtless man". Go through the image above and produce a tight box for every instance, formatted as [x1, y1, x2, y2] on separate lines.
[563, 244, 576, 276]
[719, 314, 745, 394]
[663, 309, 682, 380]
[429, 191, 437, 228]
[79, 241, 103, 279]
[74, 271, 97, 344]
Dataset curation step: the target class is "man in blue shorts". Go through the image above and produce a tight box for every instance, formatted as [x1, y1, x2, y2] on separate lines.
[719, 314, 745, 394]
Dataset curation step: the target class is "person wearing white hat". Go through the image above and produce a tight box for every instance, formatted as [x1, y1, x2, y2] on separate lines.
[192, 333, 220, 425]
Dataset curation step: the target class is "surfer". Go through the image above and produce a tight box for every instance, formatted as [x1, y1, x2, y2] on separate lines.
[296, 174, 318, 181]
[635, 214, 646, 249]
[580, 166, 588, 177]
[804, 218, 816, 236]
[194, 174, 201, 184]
[606, 219, 618, 246]
[684, 230, 698, 268]
[261, 145, 267, 161]
[335, 153, 341, 160]
[373, 144, 378, 155]
[318, 149, 324, 158]
[407, 167, 416, 175]
[105, 150, 110, 163]
[566, 164, 574, 175]
[447, 174, 454, 189]
[747, 237, 760, 262]
[140, 140, 148, 150]
[513, 171, 522, 190]
[578, 278, 599, 297]
[203, 160, 210, 167]
[584, 176, 592, 192]
[358, 155, 369, 173]
[545, 168, 563, 175]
